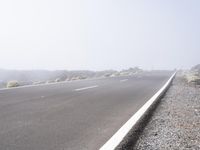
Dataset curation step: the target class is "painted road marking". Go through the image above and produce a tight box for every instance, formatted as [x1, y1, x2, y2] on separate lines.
[100, 72, 176, 150]
[75, 85, 99, 91]
[120, 79, 128, 82]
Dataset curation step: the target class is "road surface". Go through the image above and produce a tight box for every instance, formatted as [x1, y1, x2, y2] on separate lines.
[0, 71, 172, 150]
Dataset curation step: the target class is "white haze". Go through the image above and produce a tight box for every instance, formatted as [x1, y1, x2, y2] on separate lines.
[0, 0, 200, 71]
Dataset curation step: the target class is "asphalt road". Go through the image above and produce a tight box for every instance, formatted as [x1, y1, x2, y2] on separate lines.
[0, 71, 172, 150]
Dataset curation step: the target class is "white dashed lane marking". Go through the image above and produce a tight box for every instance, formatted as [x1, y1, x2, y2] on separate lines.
[74, 85, 99, 91]
[120, 79, 128, 82]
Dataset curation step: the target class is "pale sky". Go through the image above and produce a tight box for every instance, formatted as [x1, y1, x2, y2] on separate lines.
[0, 0, 199, 70]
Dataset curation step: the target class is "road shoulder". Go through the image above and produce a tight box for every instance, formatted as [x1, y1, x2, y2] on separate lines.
[133, 75, 200, 149]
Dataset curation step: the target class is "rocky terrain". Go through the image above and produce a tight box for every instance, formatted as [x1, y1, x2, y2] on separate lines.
[132, 68, 200, 149]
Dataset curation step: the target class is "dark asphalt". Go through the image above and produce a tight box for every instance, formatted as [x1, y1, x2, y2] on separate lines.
[0, 71, 172, 150]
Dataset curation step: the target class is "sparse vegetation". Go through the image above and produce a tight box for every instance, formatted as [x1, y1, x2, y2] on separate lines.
[45, 80, 55, 84]
[0, 67, 144, 89]
[184, 65, 200, 85]
[33, 81, 44, 85]
[55, 78, 61, 82]
[7, 80, 19, 88]
[185, 73, 200, 83]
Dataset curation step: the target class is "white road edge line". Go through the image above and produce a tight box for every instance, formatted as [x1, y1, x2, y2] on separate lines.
[120, 79, 128, 82]
[100, 72, 176, 150]
[75, 85, 99, 91]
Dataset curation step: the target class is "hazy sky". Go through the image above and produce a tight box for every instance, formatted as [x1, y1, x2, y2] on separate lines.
[0, 0, 199, 70]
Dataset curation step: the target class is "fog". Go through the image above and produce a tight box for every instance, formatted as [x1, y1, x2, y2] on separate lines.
[0, 0, 199, 71]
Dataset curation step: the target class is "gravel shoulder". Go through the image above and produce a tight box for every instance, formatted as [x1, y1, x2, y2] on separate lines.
[132, 75, 200, 150]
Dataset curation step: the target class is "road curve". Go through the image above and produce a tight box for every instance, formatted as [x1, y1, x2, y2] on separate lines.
[0, 71, 172, 150]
